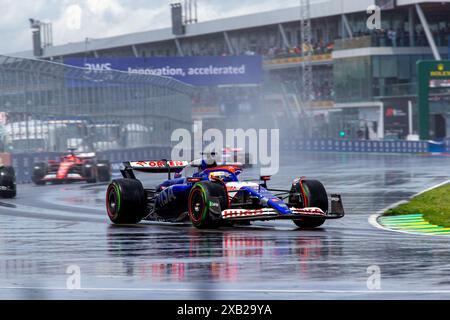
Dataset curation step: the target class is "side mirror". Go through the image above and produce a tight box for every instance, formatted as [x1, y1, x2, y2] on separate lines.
[187, 177, 201, 183]
[260, 175, 271, 188]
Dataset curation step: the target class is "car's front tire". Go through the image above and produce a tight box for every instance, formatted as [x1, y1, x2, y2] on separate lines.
[83, 162, 97, 183]
[188, 180, 228, 229]
[106, 179, 147, 224]
[290, 179, 328, 229]
[32, 162, 47, 185]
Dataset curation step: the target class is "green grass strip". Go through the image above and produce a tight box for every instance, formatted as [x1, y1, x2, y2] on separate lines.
[384, 183, 450, 227]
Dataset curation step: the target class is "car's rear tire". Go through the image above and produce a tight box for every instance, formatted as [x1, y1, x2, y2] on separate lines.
[0, 166, 16, 198]
[106, 179, 147, 224]
[290, 179, 328, 229]
[83, 162, 96, 183]
[32, 162, 47, 185]
[188, 181, 228, 229]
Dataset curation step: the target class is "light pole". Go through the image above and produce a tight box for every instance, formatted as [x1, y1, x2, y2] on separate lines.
[26, 100, 32, 152]
[84, 37, 94, 65]
[29, 18, 53, 57]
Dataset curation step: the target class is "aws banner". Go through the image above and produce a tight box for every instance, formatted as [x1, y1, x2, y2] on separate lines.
[64, 56, 262, 86]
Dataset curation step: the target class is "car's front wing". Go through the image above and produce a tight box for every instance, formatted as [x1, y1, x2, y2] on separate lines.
[41, 173, 86, 182]
[222, 207, 327, 220]
[221, 194, 345, 221]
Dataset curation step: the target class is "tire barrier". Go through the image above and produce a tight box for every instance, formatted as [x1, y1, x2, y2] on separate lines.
[12, 146, 172, 184]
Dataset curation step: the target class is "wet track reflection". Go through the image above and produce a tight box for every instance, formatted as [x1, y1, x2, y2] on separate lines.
[106, 227, 342, 283]
[0, 152, 449, 299]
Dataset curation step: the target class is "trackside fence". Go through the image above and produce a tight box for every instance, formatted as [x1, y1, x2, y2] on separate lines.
[282, 139, 450, 154]
[11, 140, 450, 183]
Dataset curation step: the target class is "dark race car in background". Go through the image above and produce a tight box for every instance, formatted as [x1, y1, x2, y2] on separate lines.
[106, 159, 345, 229]
[32, 149, 111, 185]
[0, 165, 16, 198]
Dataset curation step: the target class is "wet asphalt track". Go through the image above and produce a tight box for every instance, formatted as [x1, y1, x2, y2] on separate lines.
[0, 151, 449, 300]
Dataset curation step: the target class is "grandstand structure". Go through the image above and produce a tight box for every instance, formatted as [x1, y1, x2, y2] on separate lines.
[8, 0, 450, 141]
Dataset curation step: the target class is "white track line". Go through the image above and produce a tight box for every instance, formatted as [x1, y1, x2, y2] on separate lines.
[2, 286, 450, 294]
[414, 179, 450, 197]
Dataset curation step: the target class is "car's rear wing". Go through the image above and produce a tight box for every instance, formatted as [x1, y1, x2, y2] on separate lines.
[121, 160, 189, 179]
[77, 152, 96, 159]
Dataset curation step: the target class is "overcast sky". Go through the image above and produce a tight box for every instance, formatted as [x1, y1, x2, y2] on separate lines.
[0, 0, 303, 54]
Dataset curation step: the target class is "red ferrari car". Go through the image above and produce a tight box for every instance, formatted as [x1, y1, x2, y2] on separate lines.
[32, 149, 111, 185]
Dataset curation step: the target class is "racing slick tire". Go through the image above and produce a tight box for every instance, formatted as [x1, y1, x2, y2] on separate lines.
[96, 160, 111, 182]
[0, 166, 16, 198]
[83, 161, 97, 183]
[188, 181, 228, 229]
[32, 162, 47, 186]
[290, 179, 328, 229]
[106, 179, 147, 224]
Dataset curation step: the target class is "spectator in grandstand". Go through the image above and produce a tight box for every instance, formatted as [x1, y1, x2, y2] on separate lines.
[326, 42, 334, 52]
[244, 49, 256, 56]
[388, 30, 397, 47]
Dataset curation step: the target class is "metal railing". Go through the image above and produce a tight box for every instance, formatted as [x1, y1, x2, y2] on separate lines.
[335, 33, 449, 50]
[373, 83, 418, 98]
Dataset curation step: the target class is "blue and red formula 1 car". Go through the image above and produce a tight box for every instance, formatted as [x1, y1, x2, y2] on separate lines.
[106, 158, 344, 229]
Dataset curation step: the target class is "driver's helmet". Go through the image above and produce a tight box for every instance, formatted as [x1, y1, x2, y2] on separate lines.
[208, 171, 232, 182]
[63, 154, 78, 162]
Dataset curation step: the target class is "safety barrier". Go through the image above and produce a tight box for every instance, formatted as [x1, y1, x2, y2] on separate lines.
[12, 146, 172, 184]
[11, 141, 450, 183]
[282, 139, 430, 154]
